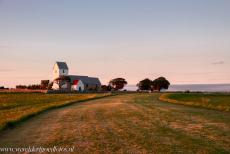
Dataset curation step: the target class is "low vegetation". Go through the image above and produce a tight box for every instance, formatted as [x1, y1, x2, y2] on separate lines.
[160, 93, 230, 111]
[0, 93, 111, 131]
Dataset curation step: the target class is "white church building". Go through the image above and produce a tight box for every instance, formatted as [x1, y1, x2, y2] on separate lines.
[52, 62, 101, 91]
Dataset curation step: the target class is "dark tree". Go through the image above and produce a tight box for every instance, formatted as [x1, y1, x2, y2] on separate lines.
[53, 76, 71, 89]
[101, 85, 112, 91]
[48, 82, 54, 90]
[137, 78, 152, 91]
[151, 77, 170, 91]
[109, 78, 127, 91]
[41, 80, 50, 90]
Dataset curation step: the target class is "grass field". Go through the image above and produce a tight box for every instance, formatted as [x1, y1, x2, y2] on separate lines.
[0, 93, 229, 153]
[160, 93, 230, 111]
[0, 92, 110, 131]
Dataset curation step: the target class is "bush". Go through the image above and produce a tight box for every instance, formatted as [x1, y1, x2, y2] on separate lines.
[16, 85, 27, 89]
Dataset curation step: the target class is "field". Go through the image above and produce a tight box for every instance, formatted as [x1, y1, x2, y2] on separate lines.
[160, 93, 230, 111]
[0, 92, 110, 131]
[0, 93, 229, 153]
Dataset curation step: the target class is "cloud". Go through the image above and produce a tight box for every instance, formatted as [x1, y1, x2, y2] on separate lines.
[212, 61, 224, 65]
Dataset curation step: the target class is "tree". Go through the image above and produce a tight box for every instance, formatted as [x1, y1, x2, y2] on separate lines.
[109, 78, 127, 91]
[53, 76, 71, 89]
[101, 85, 112, 91]
[151, 77, 170, 91]
[48, 82, 54, 90]
[137, 78, 152, 91]
[41, 80, 50, 90]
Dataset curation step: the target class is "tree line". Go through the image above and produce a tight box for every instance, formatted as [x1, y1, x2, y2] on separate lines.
[16, 80, 50, 90]
[101, 76, 170, 92]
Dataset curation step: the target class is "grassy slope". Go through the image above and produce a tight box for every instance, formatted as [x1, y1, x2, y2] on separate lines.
[159, 93, 230, 111]
[0, 93, 110, 131]
[0, 93, 229, 153]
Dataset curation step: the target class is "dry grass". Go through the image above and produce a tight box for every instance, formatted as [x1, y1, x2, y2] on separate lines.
[0, 92, 110, 131]
[0, 93, 229, 153]
[159, 93, 230, 111]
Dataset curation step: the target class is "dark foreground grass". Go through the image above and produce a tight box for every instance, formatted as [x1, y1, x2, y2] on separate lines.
[160, 93, 230, 111]
[0, 92, 111, 131]
[0, 93, 229, 153]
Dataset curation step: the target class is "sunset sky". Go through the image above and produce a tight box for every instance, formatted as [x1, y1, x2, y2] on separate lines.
[0, 0, 230, 87]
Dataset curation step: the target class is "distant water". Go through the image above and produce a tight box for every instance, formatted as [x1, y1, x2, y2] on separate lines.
[124, 84, 230, 92]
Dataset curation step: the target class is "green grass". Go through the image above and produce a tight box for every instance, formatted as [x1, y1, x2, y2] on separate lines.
[160, 93, 230, 111]
[0, 92, 111, 131]
[0, 93, 229, 153]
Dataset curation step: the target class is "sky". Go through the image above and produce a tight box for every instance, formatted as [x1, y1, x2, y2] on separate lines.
[0, 0, 230, 87]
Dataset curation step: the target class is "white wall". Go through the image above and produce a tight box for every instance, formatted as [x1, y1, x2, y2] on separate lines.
[71, 80, 85, 91]
[53, 63, 68, 80]
[52, 82, 59, 90]
[52, 82, 68, 90]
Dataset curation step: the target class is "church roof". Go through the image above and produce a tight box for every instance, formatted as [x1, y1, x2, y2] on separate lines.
[68, 75, 101, 85]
